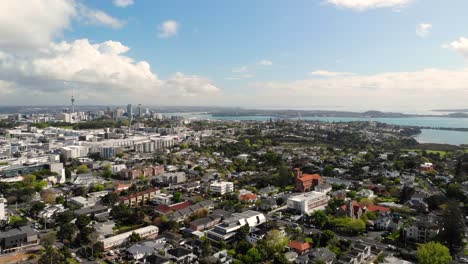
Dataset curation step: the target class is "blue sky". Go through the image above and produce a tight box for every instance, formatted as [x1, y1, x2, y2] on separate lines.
[1, 0, 468, 112]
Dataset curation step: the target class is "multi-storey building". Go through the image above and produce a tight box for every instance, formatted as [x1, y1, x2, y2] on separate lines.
[210, 181, 234, 195]
[287, 191, 329, 214]
[207, 210, 266, 242]
[119, 188, 160, 207]
[100, 225, 158, 250]
[60, 145, 89, 159]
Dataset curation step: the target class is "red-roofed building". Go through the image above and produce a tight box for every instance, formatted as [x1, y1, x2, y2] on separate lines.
[239, 193, 258, 203]
[119, 188, 160, 207]
[155, 201, 193, 214]
[294, 169, 323, 192]
[288, 241, 312, 255]
[341, 200, 390, 219]
[114, 183, 132, 193]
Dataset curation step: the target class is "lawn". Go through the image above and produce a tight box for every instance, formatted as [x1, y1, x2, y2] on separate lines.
[401, 148, 448, 157]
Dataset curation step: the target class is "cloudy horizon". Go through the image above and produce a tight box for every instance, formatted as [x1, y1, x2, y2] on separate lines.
[1, 0, 468, 112]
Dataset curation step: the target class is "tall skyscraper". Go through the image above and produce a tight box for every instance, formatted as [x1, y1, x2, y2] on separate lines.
[136, 104, 142, 117]
[127, 104, 133, 118]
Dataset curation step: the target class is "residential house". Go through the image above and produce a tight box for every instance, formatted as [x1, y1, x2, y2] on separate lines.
[296, 247, 336, 264]
[126, 240, 167, 260]
[288, 241, 312, 255]
[166, 247, 196, 263]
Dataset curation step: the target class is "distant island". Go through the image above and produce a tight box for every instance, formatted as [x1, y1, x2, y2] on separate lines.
[210, 109, 468, 118]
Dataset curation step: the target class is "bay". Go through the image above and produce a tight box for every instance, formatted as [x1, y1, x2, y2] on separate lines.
[187, 114, 468, 145]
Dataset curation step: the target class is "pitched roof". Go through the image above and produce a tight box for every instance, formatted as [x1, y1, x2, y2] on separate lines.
[288, 241, 312, 252]
[119, 188, 159, 201]
[366, 204, 390, 212]
[298, 174, 322, 182]
[240, 193, 257, 200]
[156, 201, 193, 213]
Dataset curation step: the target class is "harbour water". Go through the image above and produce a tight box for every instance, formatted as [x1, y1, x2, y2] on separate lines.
[185, 114, 468, 145]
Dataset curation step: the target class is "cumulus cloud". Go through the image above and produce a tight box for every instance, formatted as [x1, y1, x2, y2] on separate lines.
[0, 0, 124, 53]
[158, 20, 179, 38]
[443, 37, 468, 58]
[309, 70, 355, 77]
[258, 60, 273, 66]
[0, 0, 76, 51]
[326, 0, 412, 11]
[0, 38, 220, 104]
[250, 68, 468, 110]
[416, 23, 432, 37]
[0, 1, 220, 105]
[113, 0, 134, 8]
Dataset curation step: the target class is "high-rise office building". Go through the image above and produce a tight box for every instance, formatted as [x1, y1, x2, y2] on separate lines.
[136, 104, 142, 117]
[127, 104, 133, 118]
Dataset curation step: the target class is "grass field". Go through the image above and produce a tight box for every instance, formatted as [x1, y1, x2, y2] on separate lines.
[401, 149, 448, 157]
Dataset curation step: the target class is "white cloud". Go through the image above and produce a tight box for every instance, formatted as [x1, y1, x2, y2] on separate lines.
[326, 0, 412, 11]
[258, 60, 273, 66]
[0, 0, 76, 51]
[232, 66, 249, 73]
[79, 5, 124, 29]
[309, 70, 355, 77]
[250, 67, 468, 110]
[113, 0, 134, 8]
[416, 23, 432, 37]
[443, 37, 468, 58]
[226, 74, 255, 80]
[158, 20, 179, 38]
[0, 39, 220, 104]
[0, 80, 15, 95]
[0, 1, 220, 105]
[0, 0, 124, 53]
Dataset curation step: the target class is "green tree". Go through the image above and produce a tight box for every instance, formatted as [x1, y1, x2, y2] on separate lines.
[76, 165, 90, 174]
[56, 210, 75, 225]
[75, 214, 91, 229]
[263, 229, 289, 256]
[439, 200, 465, 254]
[40, 232, 57, 249]
[9, 215, 27, 228]
[417, 242, 452, 264]
[235, 224, 251, 241]
[277, 166, 293, 187]
[173, 191, 183, 203]
[102, 192, 120, 206]
[58, 223, 78, 242]
[39, 247, 65, 264]
[129, 232, 142, 243]
[310, 210, 329, 228]
[29, 201, 46, 216]
[320, 230, 336, 247]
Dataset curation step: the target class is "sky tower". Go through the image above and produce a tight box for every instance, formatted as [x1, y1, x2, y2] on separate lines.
[71, 88, 75, 113]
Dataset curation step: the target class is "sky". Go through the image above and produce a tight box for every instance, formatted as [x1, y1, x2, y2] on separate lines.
[1, 0, 468, 112]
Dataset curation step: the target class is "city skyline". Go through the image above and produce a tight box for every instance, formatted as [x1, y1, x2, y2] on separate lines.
[1, 0, 468, 112]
